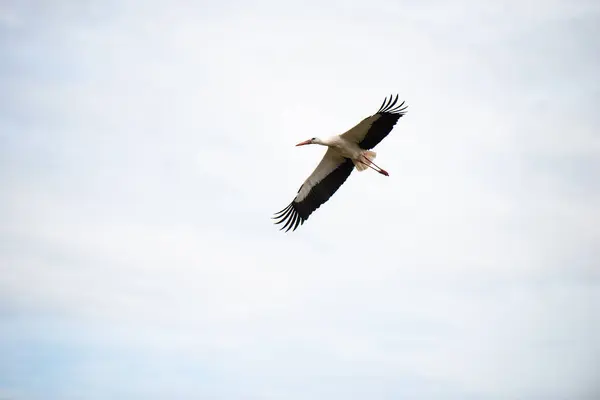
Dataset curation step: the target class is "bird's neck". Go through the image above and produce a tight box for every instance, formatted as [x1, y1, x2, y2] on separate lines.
[318, 136, 336, 146]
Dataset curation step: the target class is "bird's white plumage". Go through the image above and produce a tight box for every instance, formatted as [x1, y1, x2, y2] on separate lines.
[295, 147, 346, 202]
[340, 114, 382, 143]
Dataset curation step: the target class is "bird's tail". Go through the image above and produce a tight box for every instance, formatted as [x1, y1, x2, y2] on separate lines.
[354, 150, 376, 171]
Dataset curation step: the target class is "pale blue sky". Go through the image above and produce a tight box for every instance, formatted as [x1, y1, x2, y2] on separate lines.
[1, 0, 599, 399]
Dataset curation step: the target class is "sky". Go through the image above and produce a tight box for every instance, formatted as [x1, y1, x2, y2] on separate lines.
[1, 0, 599, 399]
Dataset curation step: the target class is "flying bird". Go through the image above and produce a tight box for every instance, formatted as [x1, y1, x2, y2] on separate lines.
[273, 94, 408, 232]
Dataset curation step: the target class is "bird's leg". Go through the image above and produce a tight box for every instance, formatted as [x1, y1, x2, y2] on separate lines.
[360, 155, 389, 177]
[364, 157, 382, 170]
[358, 158, 389, 176]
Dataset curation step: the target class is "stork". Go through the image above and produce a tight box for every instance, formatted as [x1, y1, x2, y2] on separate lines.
[273, 94, 408, 232]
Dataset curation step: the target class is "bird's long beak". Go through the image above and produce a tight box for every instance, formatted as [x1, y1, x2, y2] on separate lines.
[295, 140, 312, 146]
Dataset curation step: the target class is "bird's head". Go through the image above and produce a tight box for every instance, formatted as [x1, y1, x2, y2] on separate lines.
[296, 137, 320, 146]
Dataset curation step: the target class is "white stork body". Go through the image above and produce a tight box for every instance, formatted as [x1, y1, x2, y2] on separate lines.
[273, 94, 408, 232]
[318, 136, 364, 159]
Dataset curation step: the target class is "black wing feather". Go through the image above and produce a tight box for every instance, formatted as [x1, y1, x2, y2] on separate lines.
[272, 159, 354, 232]
[358, 94, 408, 150]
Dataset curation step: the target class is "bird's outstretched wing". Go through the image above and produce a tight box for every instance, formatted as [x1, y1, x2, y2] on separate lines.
[341, 94, 408, 149]
[273, 148, 354, 232]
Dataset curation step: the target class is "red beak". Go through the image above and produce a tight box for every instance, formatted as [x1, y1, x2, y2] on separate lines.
[295, 140, 312, 146]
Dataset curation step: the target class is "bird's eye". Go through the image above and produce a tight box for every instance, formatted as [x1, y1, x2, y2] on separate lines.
[311, 137, 316, 140]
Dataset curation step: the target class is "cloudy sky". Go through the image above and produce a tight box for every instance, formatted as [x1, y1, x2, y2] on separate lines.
[1, 0, 599, 399]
